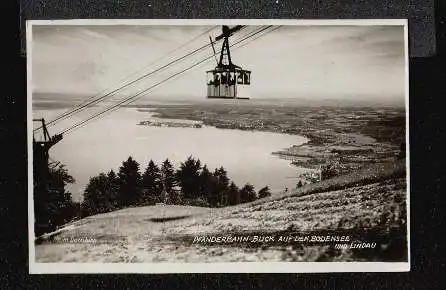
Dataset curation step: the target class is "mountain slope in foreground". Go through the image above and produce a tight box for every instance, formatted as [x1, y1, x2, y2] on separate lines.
[35, 161, 407, 263]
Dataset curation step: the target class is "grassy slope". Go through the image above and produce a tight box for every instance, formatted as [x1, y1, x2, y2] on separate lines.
[35, 161, 407, 263]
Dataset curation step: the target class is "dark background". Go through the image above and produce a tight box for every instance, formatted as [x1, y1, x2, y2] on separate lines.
[17, 0, 435, 58]
[2, 0, 445, 288]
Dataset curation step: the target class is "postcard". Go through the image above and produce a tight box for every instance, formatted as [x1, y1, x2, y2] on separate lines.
[28, 19, 409, 273]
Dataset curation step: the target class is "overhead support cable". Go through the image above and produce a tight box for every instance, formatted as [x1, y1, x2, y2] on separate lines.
[60, 26, 274, 136]
[34, 26, 223, 132]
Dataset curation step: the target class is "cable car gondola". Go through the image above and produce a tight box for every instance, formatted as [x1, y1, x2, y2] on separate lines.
[206, 25, 251, 100]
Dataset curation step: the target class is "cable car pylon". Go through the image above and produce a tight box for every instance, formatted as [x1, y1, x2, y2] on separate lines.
[206, 25, 251, 100]
[32, 118, 63, 188]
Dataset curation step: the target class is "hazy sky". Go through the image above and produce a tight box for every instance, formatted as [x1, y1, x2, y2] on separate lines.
[32, 24, 406, 103]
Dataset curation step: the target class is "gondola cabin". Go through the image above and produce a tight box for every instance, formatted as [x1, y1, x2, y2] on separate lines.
[206, 68, 251, 99]
[206, 25, 251, 100]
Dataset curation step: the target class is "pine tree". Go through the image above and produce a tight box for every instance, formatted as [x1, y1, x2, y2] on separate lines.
[81, 170, 119, 218]
[176, 156, 202, 199]
[48, 165, 76, 225]
[258, 186, 272, 199]
[117, 156, 142, 207]
[106, 170, 120, 209]
[161, 158, 177, 204]
[35, 163, 77, 235]
[199, 165, 216, 202]
[141, 160, 163, 205]
[240, 183, 257, 203]
[214, 167, 230, 190]
[214, 166, 230, 206]
[82, 173, 109, 215]
[227, 181, 241, 205]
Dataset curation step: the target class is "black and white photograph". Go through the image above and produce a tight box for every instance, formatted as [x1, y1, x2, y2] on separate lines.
[28, 19, 409, 273]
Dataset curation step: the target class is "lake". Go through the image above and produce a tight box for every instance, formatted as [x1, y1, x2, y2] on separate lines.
[33, 107, 308, 202]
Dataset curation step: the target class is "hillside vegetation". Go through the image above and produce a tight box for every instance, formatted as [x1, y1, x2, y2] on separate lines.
[36, 160, 407, 263]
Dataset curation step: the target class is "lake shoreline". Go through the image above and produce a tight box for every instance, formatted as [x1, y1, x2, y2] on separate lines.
[137, 109, 314, 187]
[137, 104, 404, 184]
[36, 106, 309, 201]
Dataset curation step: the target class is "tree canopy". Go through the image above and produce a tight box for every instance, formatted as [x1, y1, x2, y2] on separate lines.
[36, 155, 272, 236]
[80, 156, 268, 219]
